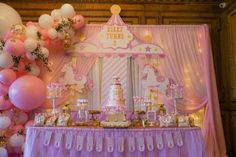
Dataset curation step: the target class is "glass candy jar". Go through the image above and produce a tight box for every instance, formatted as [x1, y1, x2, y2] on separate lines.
[76, 99, 89, 125]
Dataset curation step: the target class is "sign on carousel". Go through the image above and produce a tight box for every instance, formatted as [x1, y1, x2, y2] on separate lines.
[73, 5, 165, 58]
[98, 24, 133, 49]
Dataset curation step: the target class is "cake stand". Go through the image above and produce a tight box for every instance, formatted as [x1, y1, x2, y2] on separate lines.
[47, 83, 64, 114]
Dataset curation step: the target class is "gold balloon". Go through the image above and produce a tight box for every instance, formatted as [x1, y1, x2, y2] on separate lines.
[0, 41, 3, 51]
[143, 32, 152, 42]
[110, 5, 121, 15]
[63, 40, 71, 49]
[79, 34, 86, 41]
[0, 134, 7, 147]
[10, 24, 25, 36]
[63, 32, 72, 48]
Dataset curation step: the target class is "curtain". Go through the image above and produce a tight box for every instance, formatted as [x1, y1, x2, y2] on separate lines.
[41, 24, 226, 157]
[88, 57, 130, 109]
[88, 58, 101, 110]
[88, 57, 142, 111]
[129, 25, 226, 157]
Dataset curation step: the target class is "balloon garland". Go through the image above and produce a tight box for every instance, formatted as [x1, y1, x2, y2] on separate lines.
[0, 3, 85, 156]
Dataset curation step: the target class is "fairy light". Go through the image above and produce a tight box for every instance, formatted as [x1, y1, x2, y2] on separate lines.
[198, 48, 203, 53]
[183, 65, 193, 89]
[199, 79, 203, 84]
[190, 108, 205, 128]
[197, 31, 203, 54]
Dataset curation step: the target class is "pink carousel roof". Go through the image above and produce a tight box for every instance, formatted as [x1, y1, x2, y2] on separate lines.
[72, 6, 165, 58]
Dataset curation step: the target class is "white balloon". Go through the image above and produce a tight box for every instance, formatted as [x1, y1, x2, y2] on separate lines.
[0, 116, 11, 129]
[9, 133, 25, 147]
[2, 110, 14, 119]
[0, 50, 14, 68]
[24, 38, 38, 53]
[38, 14, 54, 29]
[27, 64, 40, 76]
[26, 52, 37, 60]
[0, 147, 8, 157]
[51, 9, 61, 20]
[48, 28, 57, 39]
[41, 47, 49, 57]
[26, 26, 38, 39]
[60, 3, 75, 18]
[0, 3, 22, 38]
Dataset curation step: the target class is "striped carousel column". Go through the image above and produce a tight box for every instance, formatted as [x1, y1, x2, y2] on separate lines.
[101, 57, 127, 107]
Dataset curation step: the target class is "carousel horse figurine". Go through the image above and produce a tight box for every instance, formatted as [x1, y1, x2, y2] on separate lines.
[59, 61, 87, 92]
[141, 64, 170, 93]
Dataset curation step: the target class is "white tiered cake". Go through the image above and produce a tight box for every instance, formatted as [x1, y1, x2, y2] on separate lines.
[100, 77, 131, 128]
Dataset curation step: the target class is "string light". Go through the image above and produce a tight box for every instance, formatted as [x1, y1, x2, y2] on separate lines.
[190, 108, 205, 128]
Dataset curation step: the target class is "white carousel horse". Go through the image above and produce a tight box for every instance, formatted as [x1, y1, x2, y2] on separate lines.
[59, 61, 87, 92]
[141, 65, 170, 93]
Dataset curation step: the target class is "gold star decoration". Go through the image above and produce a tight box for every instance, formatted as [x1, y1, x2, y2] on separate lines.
[79, 34, 86, 41]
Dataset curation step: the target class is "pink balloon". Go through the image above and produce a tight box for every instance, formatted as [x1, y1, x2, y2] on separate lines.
[25, 120, 34, 127]
[0, 83, 9, 95]
[9, 75, 46, 111]
[3, 31, 13, 42]
[17, 61, 25, 73]
[42, 39, 50, 48]
[0, 69, 16, 85]
[54, 21, 59, 28]
[14, 111, 28, 125]
[0, 96, 13, 110]
[5, 38, 25, 56]
[39, 28, 48, 40]
[72, 15, 85, 29]
[15, 35, 26, 42]
[13, 147, 23, 154]
[6, 146, 15, 155]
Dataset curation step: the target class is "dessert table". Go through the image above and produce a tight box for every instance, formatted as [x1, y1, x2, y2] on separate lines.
[24, 127, 205, 157]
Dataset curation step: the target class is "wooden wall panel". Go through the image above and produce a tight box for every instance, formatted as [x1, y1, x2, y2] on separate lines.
[220, 5, 236, 108]
[222, 111, 236, 156]
[220, 2, 236, 156]
[229, 10, 236, 101]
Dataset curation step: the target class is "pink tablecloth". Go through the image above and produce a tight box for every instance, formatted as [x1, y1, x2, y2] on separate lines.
[24, 127, 205, 157]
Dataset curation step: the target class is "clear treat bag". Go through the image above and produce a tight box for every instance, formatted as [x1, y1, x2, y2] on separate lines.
[34, 113, 47, 127]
